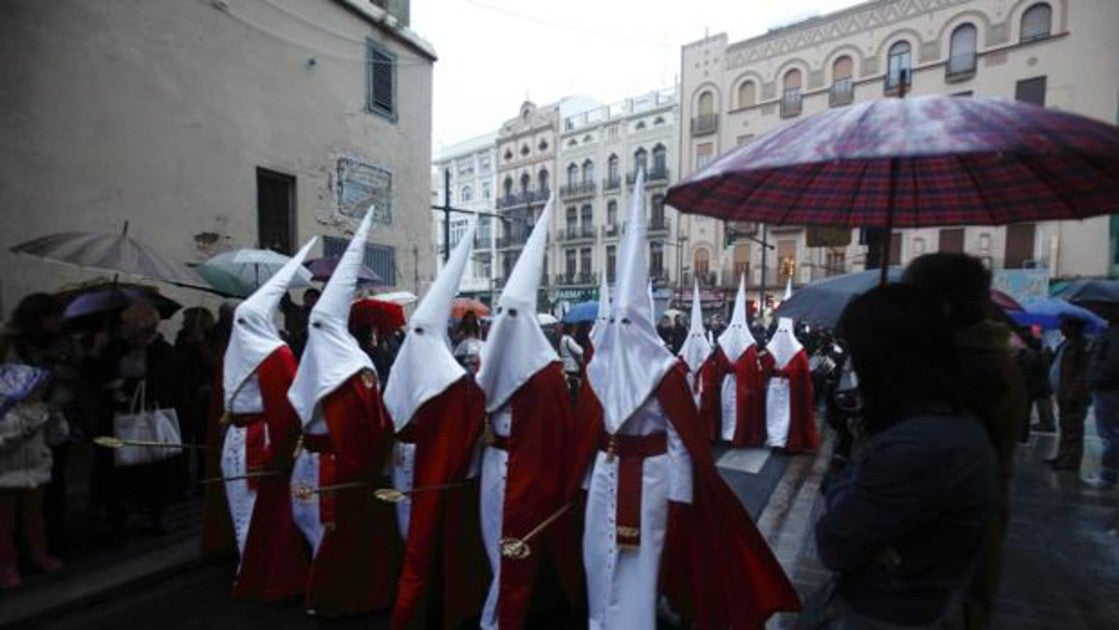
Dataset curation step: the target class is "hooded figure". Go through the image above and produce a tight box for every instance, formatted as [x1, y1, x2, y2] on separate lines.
[383, 224, 488, 629]
[571, 171, 799, 629]
[287, 209, 398, 616]
[763, 317, 819, 453]
[677, 280, 714, 409]
[219, 238, 315, 601]
[706, 276, 767, 446]
[474, 196, 581, 629]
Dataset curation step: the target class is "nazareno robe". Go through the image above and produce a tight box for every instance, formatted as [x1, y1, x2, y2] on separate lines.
[479, 363, 583, 629]
[294, 373, 399, 616]
[708, 346, 767, 447]
[762, 350, 820, 454]
[570, 363, 801, 629]
[390, 377, 489, 630]
[221, 347, 309, 600]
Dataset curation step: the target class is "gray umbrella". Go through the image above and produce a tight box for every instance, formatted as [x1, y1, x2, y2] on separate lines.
[774, 268, 904, 328]
[10, 221, 202, 287]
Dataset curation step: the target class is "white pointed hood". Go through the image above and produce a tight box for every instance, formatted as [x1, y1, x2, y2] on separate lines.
[223, 237, 317, 410]
[476, 197, 559, 412]
[767, 317, 804, 369]
[589, 274, 610, 348]
[718, 274, 756, 362]
[678, 280, 712, 372]
[288, 209, 377, 425]
[586, 171, 677, 433]
[383, 223, 474, 431]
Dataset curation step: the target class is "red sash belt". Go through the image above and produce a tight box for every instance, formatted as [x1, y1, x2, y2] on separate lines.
[301, 434, 336, 528]
[598, 431, 667, 550]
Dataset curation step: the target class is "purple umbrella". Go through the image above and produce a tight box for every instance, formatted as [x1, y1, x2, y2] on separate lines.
[304, 257, 383, 285]
[61, 284, 181, 320]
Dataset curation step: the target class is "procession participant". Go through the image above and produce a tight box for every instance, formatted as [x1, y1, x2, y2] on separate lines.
[583, 274, 611, 366]
[383, 223, 488, 630]
[219, 238, 315, 600]
[475, 196, 581, 629]
[677, 280, 714, 411]
[287, 209, 397, 617]
[572, 171, 800, 629]
[707, 276, 766, 446]
[763, 317, 820, 453]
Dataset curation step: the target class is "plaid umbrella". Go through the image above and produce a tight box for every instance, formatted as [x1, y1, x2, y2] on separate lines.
[666, 95, 1119, 283]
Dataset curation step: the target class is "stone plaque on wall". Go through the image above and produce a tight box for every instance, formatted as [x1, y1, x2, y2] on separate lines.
[337, 158, 392, 225]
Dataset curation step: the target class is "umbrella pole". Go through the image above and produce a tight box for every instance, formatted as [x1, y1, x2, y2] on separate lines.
[880, 157, 900, 287]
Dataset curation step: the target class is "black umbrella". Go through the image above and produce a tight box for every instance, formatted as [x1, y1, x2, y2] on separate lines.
[774, 268, 903, 328]
[1053, 279, 1119, 304]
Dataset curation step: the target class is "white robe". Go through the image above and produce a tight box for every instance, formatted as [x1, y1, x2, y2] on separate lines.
[290, 414, 329, 556]
[583, 397, 693, 630]
[720, 375, 739, 441]
[479, 405, 513, 630]
[390, 441, 417, 538]
[221, 374, 265, 565]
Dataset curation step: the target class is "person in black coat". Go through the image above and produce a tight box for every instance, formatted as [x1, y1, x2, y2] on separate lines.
[86, 303, 180, 536]
[813, 284, 994, 628]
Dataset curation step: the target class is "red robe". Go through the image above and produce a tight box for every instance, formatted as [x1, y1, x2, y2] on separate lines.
[689, 356, 719, 438]
[490, 363, 583, 629]
[390, 377, 489, 630]
[570, 363, 801, 628]
[201, 366, 235, 557]
[231, 347, 310, 600]
[708, 346, 767, 447]
[762, 351, 820, 454]
[306, 374, 399, 616]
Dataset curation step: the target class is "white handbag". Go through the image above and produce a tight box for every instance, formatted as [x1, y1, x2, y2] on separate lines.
[112, 380, 182, 467]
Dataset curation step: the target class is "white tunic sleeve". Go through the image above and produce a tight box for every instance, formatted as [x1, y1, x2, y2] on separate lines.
[666, 420, 693, 504]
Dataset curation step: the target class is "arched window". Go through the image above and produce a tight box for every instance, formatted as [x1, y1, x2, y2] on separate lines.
[582, 159, 595, 185]
[1021, 3, 1052, 41]
[538, 169, 549, 194]
[634, 147, 648, 176]
[607, 199, 618, 226]
[566, 163, 578, 188]
[652, 144, 667, 177]
[694, 248, 711, 279]
[830, 56, 854, 106]
[607, 154, 619, 186]
[650, 194, 666, 228]
[580, 203, 593, 229]
[948, 24, 978, 77]
[697, 90, 714, 116]
[737, 81, 756, 108]
[781, 69, 802, 117]
[886, 41, 912, 92]
[461, 185, 472, 203]
[503, 176, 513, 198]
[520, 173, 530, 194]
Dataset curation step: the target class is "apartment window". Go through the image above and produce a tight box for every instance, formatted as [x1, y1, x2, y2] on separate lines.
[477, 215, 492, 243]
[947, 24, 978, 78]
[582, 160, 595, 185]
[461, 185, 473, 203]
[606, 200, 618, 226]
[565, 248, 577, 279]
[473, 253, 492, 279]
[1021, 3, 1052, 42]
[1016, 76, 1046, 106]
[825, 251, 846, 276]
[482, 181, 491, 199]
[580, 204, 593, 229]
[697, 90, 714, 116]
[885, 41, 912, 92]
[737, 81, 756, 108]
[520, 173, 530, 194]
[580, 247, 592, 275]
[366, 41, 396, 120]
[257, 168, 295, 255]
[650, 241, 665, 277]
[652, 144, 667, 176]
[694, 248, 710, 277]
[538, 169, 549, 194]
[503, 177, 513, 198]
[606, 245, 617, 282]
[1005, 223, 1036, 269]
[607, 154, 619, 183]
[651, 194, 666, 227]
[323, 236, 396, 285]
[695, 142, 714, 171]
[939, 228, 965, 253]
[608, 125, 619, 139]
[566, 163, 578, 188]
[565, 206, 577, 232]
[781, 69, 802, 117]
[634, 148, 648, 175]
[831, 56, 854, 107]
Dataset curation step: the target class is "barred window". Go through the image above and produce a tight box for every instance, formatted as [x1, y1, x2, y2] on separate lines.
[366, 41, 396, 120]
[323, 236, 397, 286]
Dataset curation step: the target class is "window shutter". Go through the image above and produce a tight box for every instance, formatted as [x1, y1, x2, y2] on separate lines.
[367, 43, 395, 118]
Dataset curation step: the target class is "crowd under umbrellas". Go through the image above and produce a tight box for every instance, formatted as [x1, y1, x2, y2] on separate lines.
[2, 93, 1119, 627]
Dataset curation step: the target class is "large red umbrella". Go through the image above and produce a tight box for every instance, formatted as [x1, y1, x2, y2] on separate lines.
[666, 95, 1119, 283]
[451, 297, 489, 320]
[349, 298, 405, 337]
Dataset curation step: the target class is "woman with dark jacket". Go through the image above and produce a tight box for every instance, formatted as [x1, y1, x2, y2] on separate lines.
[86, 302, 180, 535]
[812, 284, 994, 628]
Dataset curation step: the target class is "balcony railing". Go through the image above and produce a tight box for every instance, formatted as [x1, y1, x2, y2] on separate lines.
[780, 90, 802, 118]
[627, 167, 669, 185]
[603, 176, 621, 191]
[555, 271, 598, 286]
[473, 234, 493, 249]
[691, 113, 718, 136]
[601, 223, 622, 238]
[559, 181, 596, 200]
[557, 224, 597, 242]
[496, 188, 550, 209]
[829, 79, 854, 107]
[647, 216, 671, 233]
[496, 234, 528, 249]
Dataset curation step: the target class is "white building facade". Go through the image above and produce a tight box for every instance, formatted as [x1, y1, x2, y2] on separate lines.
[677, 0, 1119, 307]
[432, 133, 498, 301]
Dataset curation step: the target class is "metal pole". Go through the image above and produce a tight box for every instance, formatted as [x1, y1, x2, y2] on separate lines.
[443, 168, 451, 263]
[759, 223, 768, 320]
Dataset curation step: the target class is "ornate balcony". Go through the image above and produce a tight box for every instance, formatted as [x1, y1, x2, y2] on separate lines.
[559, 181, 596, 200]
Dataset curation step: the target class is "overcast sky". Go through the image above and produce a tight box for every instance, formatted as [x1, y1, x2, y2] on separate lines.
[411, 0, 865, 153]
